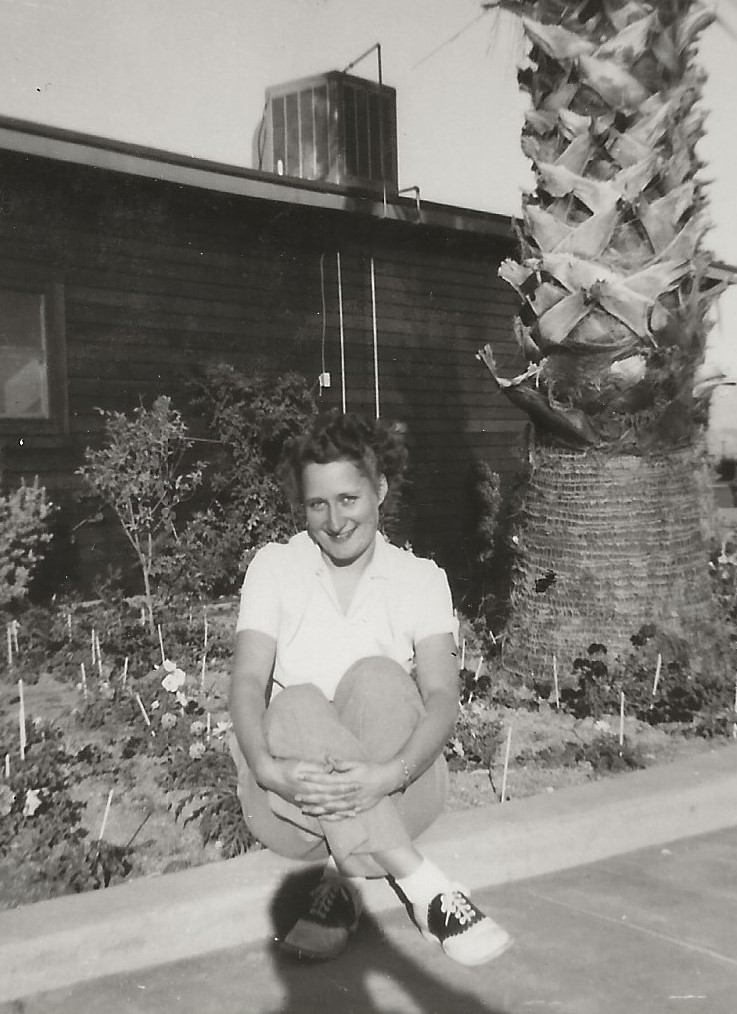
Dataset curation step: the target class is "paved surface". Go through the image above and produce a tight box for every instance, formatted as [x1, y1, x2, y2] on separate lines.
[4, 742, 737, 1003]
[8, 827, 737, 1014]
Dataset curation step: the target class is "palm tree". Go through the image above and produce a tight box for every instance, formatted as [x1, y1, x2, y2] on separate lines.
[477, 0, 730, 677]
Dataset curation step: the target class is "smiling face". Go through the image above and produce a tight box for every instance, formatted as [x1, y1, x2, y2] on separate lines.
[302, 458, 387, 569]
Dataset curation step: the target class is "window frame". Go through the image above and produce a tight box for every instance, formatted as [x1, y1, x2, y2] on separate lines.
[0, 274, 68, 436]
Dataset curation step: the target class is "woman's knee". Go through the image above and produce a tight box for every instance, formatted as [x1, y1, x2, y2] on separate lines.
[334, 656, 421, 710]
[265, 683, 331, 725]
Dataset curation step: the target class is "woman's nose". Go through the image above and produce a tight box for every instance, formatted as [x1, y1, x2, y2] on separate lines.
[326, 504, 343, 532]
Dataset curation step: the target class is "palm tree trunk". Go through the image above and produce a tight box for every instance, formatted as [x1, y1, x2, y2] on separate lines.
[504, 444, 714, 675]
[478, 0, 727, 676]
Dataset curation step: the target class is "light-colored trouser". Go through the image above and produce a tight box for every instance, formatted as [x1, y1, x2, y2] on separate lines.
[230, 656, 448, 877]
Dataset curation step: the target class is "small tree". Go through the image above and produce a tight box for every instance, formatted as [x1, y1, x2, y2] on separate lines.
[77, 397, 204, 630]
[153, 365, 317, 598]
[0, 476, 55, 611]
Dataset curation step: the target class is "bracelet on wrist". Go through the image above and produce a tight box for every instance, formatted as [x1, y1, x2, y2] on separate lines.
[397, 756, 412, 789]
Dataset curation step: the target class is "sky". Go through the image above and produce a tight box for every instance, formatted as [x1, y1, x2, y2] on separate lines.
[0, 0, 736, 442]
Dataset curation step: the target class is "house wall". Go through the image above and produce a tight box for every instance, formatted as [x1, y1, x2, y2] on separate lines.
[0, 148, 526, 593]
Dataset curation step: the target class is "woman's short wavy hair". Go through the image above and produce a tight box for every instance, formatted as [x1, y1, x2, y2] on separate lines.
[279, 409, 409, 505]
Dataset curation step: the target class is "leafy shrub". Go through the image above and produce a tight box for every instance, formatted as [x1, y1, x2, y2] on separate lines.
[154, 366, 317, 598]
[559, 627, 735, 738]
[0, 476, 55, 611]
[0, 718, 133, 897]
[77, 397, 204, 629]
[472, 462, 502, 567]
[170, 750, 256, 858]
[445, 700, 504, 771]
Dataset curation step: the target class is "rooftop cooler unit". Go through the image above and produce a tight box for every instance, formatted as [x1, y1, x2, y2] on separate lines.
[261, 71, 398, 193]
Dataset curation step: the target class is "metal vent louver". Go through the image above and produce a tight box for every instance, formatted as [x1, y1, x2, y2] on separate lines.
[262, 71, 398, 192]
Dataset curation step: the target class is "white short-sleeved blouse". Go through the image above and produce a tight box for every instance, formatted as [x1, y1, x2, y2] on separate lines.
[236, 531, 457, 700]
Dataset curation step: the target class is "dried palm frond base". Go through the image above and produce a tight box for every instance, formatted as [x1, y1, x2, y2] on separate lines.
[503, 444, 716, 678]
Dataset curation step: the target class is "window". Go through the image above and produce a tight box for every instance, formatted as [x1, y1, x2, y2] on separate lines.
[0, 280, 67, 433]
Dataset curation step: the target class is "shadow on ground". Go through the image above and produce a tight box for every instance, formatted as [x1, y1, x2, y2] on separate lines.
[266, 867, 510, 1014]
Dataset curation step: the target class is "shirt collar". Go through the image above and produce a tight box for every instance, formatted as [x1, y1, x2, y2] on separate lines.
[304, 530, 391, 579]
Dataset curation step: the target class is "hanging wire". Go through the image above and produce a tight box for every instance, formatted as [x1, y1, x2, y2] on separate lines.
[318, 253, 327, 396]
[336, 251, 347, 412]
[411, 9, 491, 71]
[370, 257, 380, 419]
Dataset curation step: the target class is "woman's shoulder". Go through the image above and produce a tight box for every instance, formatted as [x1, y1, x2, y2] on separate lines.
[248, 532, 315, 572]
[381, 539, 448, 583]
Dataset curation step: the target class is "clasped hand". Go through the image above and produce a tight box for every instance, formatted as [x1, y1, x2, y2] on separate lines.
[278, 756, 396, 820]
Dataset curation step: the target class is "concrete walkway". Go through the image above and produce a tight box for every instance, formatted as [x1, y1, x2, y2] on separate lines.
[2, 741, 737, 1006]
[13, 827, 737, 1013]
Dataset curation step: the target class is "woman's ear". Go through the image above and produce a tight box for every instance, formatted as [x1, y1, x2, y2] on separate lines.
[378, 475, 388, 505]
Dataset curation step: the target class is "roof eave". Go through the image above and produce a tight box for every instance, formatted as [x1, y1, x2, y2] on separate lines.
[0, 115, 514, 240]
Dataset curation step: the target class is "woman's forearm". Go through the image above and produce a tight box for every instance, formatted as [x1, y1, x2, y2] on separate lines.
[229, 676, 278, 789]
[387, 689, 458, 789]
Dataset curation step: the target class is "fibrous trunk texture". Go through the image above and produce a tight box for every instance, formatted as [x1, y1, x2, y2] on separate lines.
[504, 444, 713, 676]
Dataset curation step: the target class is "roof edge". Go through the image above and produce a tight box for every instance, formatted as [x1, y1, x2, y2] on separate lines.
[0, 114, 514, 240]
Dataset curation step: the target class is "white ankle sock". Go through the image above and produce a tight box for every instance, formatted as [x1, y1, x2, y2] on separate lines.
[396, 859, 453, 918]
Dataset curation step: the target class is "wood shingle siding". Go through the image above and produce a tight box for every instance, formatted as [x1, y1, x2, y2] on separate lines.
[0, 136, 527, 587]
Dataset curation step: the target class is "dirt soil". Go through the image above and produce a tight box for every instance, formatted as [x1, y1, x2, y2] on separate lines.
[1, 665, 728, 910]
[446, 706, 725, 810]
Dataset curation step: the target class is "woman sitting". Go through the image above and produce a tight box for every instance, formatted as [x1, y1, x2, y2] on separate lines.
[229, 410, 511, 966]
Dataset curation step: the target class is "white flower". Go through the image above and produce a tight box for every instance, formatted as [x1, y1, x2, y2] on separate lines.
[176, 691, 192, 709]
[594, 719, 612, 733]
[450, 737, 465, 758]
[189, 741, 206, 760]
[160, 712, 177, 730]
[23, 788, 42, 817]
[212, 720, 232, 739]
[161, 659, 186, 692]
[189, 720, 205, 737]
[0, 785, 15, 817]
[151, 700, 160, 711]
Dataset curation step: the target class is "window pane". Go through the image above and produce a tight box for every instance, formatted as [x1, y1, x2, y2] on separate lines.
[0, 290, 49, 418]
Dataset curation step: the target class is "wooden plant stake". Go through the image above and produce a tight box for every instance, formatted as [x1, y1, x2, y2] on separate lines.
[460, 639, 466, 670]
[121, 656, 129, 690]
[98, 789, 114, 843]
[651, 653, 662, 699]
[6, 624, 12, 669]
[201, 609, 209, 691]
[67, 612, 73, 641]
[733, 677, 737, 740]
[91, 628, 97, 667]
[619, 692, 625, 747]
[475, 656, 484, 681]
[157, 624, 166, 665]
[80, 663, 88, 701]
[18, 680, 26, 761]
[500, 724, 513, 804]
[552, 654, 560, 709]
[4, 754, 9, 779]
[135, 693, 155, 736]
[11, 621, 19, 654]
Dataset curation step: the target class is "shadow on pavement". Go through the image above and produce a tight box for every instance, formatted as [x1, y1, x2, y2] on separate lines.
[266, 867, 510, 1014]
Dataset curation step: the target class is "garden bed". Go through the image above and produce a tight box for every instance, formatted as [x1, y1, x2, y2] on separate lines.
[2, 597, 732, 913]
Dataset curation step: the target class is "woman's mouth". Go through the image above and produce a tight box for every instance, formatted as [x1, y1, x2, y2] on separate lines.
[327, 529, 355, 542]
